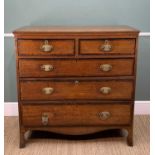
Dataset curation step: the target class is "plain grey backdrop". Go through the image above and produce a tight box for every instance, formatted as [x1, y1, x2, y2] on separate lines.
[4, 0, 150, 102]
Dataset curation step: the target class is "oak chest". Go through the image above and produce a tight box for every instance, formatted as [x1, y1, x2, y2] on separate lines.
[13, 26, 139, 148]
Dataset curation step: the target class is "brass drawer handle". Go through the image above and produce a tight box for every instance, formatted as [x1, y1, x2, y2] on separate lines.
[40, 40, 53, 52]
[41, 64, 54, 72]
[98, 112, 111, 120]
[100, 87, 111, 94]
[100, 64, 112, 72]
[42, 87, 54, 95]
[42, 113, 49, 126]
[100, 40, 112, 52]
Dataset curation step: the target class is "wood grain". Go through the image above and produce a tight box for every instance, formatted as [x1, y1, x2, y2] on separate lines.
[80, 39, 135, 55]
[20, 80, 134, 100]
[18, 39, 75, 56]
[19, 59, 134, 77]
[13, 26, 140, 147]
[13, 26, 139, 33]
[21, 104, 131, 127]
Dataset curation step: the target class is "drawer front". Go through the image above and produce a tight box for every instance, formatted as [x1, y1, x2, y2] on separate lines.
[22, 104, 131, 126]
[19, 59, 134, 77]
[18, 39, 75, 56]
[80, 39, 135, 55]
[20, 80, 133, 100]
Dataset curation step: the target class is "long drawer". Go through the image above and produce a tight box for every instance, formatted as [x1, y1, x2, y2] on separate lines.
[20, 80, 133, 100]
[19, 59, 134, 77]
[18, 39, 75, 56]
[80, 39, 135, 55]
[21, 103, 131, 127]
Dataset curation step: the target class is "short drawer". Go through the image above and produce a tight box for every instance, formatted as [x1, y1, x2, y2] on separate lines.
[18, 39, 75, 56]
[21, 104, 131, 127]
[19, 59, 134, 77]
[80, 39, 135, 55]
[20, 80, 133, 100]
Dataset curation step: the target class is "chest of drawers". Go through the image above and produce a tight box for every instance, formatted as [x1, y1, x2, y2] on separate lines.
[13, 26, 139, 148]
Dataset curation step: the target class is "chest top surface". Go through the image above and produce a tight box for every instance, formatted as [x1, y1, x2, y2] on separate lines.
[13, 26, 139, 38]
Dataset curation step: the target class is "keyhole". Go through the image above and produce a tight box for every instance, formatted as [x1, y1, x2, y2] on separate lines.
[75, 80, 79, 84]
